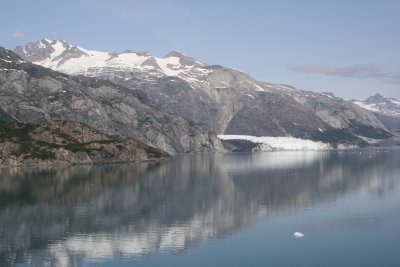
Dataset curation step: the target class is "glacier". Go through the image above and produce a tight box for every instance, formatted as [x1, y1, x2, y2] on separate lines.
[218, 135, 332, 151]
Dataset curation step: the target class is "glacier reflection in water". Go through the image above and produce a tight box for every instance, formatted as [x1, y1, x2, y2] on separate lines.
[0, 150, 400, 267]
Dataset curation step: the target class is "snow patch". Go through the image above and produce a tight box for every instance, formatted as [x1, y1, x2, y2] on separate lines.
[245, 94, 255, 99]
[247, 80, 265, 91]
[155, 56, 195, 76]
[389, 99, 400, 105]
[0, 68, 27, 73]
[26, 41, 212, 85]
[0, 59, 13, 63]
[220, 81, 229, 87]
[353, 101, 380, 112]
[320, 93, 333, 98]
[38, 41, 47, 48]
[276, 84, 296, 91]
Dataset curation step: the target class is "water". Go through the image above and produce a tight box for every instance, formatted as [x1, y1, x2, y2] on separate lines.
[1, 149, 400, 267]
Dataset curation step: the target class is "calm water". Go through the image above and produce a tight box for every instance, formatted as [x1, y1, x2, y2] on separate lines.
[1, 150, 400, 267]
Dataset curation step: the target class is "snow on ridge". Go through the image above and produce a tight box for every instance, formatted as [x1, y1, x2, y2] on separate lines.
[155, 56, 197, 76]
[32, 42, 199, 78]
[352, 101, 380, 112]
[245, 94, 255, 99]
[388, 98, 400, 105]
[276, 84, 296, 91]
[218, 135, 331, 151]
[35, 40, 69, 68]
[23, 40, 215, 84]
[247, 80, 265, 92]
[320, 93, 333, 98]
[38, 41, 46, 49]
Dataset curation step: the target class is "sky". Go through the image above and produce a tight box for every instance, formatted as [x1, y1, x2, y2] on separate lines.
[1, 0, 399, 100]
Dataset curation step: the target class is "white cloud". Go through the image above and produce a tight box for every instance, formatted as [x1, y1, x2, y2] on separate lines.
[11, 30, 26, 39]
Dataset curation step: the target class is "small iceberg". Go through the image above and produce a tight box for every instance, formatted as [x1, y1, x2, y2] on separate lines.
[293, 232, 304, 238]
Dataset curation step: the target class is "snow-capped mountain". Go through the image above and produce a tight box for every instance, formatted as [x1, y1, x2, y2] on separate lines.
[14, 39, 394, 146]
[351, 94, 400, 134]
[352, 94, 400, 117]
[14, 39, 208, 84]
[0, 45, 224, 154]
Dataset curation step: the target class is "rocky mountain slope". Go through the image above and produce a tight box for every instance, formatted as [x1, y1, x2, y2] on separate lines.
[14, 39, 393, 146]
[352, 94, 400, 134]
[0, 120, 169, 166]
[0, 46, 224, 155]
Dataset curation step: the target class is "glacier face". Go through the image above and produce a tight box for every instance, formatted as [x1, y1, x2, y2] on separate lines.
[218, 135, 332, 151]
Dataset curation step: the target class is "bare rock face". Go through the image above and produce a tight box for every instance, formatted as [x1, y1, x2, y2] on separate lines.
[0, 121, 170, 166]
[0, 46, 224, 155]
[271, 87, 392, 140]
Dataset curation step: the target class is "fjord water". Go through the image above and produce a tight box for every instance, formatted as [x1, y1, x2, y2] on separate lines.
[1, 150, 400, 267]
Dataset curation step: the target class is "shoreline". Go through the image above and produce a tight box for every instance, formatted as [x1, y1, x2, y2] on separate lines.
[2, 146, 400, 168]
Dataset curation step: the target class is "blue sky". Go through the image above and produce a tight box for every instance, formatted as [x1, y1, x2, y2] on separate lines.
[2, 0, 399, 99]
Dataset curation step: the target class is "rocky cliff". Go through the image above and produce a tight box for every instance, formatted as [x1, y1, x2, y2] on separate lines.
[0, 120, 170, 166]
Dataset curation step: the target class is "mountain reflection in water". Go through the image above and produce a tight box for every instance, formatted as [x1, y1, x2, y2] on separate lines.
[0, 150, 399, 267]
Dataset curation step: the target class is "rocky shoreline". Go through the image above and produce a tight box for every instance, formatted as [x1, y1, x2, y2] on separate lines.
[0, 120, 170, 167]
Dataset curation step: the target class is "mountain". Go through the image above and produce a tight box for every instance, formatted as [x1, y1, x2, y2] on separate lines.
[15, 39, 393, 146]
[352, 94, 400, 134]
[0, 46, 224, 155]
[352, 94, 400, 117]
[0, 120, 169, 166]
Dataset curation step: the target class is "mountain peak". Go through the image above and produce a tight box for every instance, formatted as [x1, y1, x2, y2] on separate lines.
[352, 93, 400, 117]
[39, 38, 52, 45]
[164, 50, 203, 66]
[164, 50, 187, 58]
[366, 93, 385, 103]
[14, 38, 74, 63]
[0, 46, 23, 64]
[30, 38, 70, 48]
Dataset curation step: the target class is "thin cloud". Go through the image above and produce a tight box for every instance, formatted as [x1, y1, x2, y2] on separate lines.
[287, 64, 400, 84]
[383, 77, 400, 84]
[11, 30, 26, 39]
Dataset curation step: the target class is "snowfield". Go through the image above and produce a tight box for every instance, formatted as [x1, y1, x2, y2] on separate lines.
[352, 101, 380, 112]
[218, 135, 332, 151]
